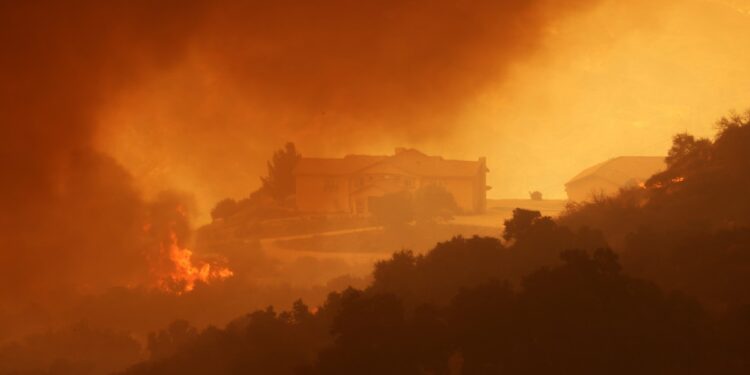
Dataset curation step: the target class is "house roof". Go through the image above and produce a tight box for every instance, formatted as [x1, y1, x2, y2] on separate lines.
[294, 155, 387, 176]
[294, 149, 484, 178]
[566, 156, 666, 187]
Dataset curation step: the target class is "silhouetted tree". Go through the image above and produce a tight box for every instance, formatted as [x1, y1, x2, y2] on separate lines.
[311, 289, 413, 375]
[123, 301, 331, 375]
[122, 241, 750, 375]
[120, 110, 750, 375]
[664, 132, 711, 168]
[447, 280, 515, 373]
[372, 250, 419, 301]
[205, 143, 301, 225]
[0, 322, 142, 375]
[210, 198, 239, 221]
[260, 142, 301, 203]
[370, 236, 512, 308]
[147, 320, 198, 361]
[503, 208, 542, 241]
[307, 249, 710, 375]
[562, 109, 750, 308]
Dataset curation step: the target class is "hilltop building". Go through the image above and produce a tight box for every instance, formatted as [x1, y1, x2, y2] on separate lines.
[565, 156, 665, 201]
[293, 148, 489, 215]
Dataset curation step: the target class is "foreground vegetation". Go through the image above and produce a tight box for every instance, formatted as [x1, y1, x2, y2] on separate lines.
[5, 112, 750, 374]
[120, 111, 750, 375]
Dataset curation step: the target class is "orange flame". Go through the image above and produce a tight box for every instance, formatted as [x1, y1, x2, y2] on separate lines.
[649, 176, 685, 190]
[157, 230, 233, 294]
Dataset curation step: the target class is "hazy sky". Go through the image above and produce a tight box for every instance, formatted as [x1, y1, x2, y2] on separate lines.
[91, 0, 750, 221]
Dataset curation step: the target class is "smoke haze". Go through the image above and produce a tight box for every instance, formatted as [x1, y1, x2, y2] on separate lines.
[95, 0, 600, 218]
[2, 0, 749, 356]
[3, 1, 750, 373]
[0, 0, 608, 341]
[0, 0, 209, 337]
[96, 0, 750, 218]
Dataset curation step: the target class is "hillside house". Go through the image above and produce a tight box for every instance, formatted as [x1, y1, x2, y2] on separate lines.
[565, 156, 666, 201]
[293, 148, 489, 214]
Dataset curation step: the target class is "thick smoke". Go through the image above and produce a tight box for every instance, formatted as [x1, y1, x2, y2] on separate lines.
[0, 0, 209, 338]
[194, 0, 597, 133]
[98, 0, 602, 214]
[0, 0, 598, 338]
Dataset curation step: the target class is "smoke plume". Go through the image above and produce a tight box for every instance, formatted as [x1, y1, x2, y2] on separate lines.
[0, 0, 599, 337]
[0, 0, 210, 337]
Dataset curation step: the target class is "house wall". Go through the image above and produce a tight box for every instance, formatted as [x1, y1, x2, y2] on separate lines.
[295, 157, 488, 215]
[297, 175, 482, 214]
[350, 175, 415, 214]
[295, 175, 350, 213]
[475, 165, 487, 213]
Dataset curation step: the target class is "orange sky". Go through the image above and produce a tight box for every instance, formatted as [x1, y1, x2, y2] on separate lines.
[94, 0, 750, 221]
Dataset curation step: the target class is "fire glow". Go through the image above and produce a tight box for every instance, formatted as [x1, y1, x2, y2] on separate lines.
[158, 231, 233, 294]
[142, 202, 234, 295]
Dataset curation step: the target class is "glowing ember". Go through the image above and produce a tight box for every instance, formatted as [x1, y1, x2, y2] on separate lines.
[671, 176, 686, 183]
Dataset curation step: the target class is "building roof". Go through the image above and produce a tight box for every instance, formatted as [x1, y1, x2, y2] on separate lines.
[566, 156, 666, 187]
[294, 148, 484, 178]
[294, 155, 386, 176]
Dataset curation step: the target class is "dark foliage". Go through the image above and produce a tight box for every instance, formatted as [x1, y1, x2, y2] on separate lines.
[122, 110, 750, 375]
[122, 235, 750, 375]
[210, 198, 239, 221]
[561, 110, 750, 308]
[529, 190, 543, 200]
[121, 300, 333, 375]
[0, 322, 142, 375]
[209, 142, 300, 222]
[261, 142, 302, 203]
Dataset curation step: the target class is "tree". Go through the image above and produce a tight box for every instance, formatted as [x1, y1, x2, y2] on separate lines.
[260, 142, 301, 202]
[207, 143, 301, 222]
[503, 208, 542, 241]
[147, 320, 198, 361]
[664, 132, 712, 169]
[210, 198, 239, 221]
[412, 184, 459, 224]
[369, 191, 413, 229]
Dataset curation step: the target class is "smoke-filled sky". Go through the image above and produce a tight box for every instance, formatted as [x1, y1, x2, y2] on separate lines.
[91, 0, 750, 220]
[1, 0, 750, 319]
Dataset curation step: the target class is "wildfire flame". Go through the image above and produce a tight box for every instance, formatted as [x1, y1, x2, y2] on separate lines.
[648, 176, 686, 190]
[671, 176, 686, 183]
[143, 202, 234, 294]
[157, 230, 233, 294]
